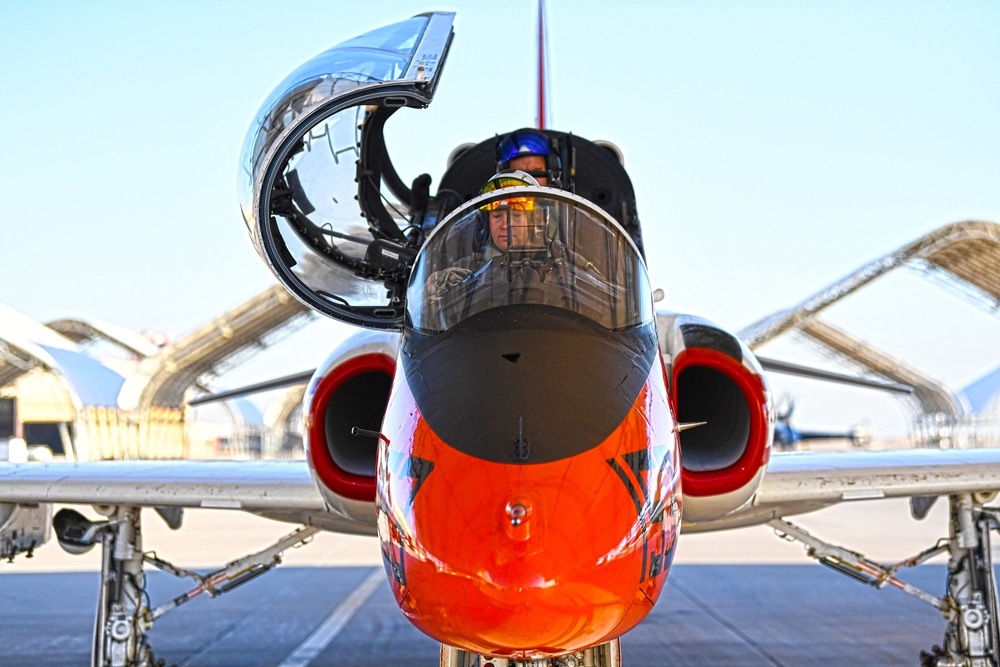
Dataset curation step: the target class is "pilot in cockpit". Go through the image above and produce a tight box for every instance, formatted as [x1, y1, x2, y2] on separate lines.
[497, 128, 557, 187]
[416, 169, 615, 332]
[423, 169, 543, 300]
[480, 170, 545, 256]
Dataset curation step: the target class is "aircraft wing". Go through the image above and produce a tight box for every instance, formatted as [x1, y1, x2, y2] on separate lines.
[0, 460, 324, 512]
[6, 448, 999, 534]
[0, 458, 389, 553]
[686, 447, 1000, 533]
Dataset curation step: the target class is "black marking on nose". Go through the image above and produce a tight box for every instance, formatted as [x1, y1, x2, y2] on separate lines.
[514, 416, 530, 462]
[502, 352, 521, 363]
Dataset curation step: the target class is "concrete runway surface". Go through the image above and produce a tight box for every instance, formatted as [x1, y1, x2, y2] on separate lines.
[0, 498, 972, 666]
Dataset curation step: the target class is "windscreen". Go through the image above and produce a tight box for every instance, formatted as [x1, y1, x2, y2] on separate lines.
[407, 188, 653, 333]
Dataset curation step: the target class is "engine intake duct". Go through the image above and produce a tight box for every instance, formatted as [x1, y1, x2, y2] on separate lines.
[676, 365, 752, 472]
[658, 313, 773, 521]
[323, 372, 392, 477]
[305, 330, 399, 506]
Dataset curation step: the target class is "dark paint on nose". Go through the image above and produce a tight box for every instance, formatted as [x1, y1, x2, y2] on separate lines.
[401, 304, 658, 464]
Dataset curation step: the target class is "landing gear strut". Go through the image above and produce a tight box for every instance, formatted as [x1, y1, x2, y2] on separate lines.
[770, 493, 1000, 667]
[93, 507, 152, 667]
[53, 505, 318, 667]
[440, 638, 621, 667]
[921, 494, 1000, 667]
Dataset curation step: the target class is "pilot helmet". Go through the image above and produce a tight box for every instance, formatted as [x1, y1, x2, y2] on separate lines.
[479, 168, 540, 196]
[476, 169, 541, 251]
[496, 129, 559, 186]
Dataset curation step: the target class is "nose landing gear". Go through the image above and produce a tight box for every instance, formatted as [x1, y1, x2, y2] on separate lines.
[440, 638, 621, 667]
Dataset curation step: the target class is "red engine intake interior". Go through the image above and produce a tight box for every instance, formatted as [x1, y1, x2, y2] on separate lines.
[671, 347, 770, 497]
[306, 353, 395, 502]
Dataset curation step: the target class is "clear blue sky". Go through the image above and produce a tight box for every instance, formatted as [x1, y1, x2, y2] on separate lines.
[3, 1, 999, 437]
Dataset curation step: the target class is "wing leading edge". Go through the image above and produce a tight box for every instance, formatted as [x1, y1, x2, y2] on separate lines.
[0, 460, 379, 536]
[686, 447, 1000, 533]
[0, 460, 322, 511]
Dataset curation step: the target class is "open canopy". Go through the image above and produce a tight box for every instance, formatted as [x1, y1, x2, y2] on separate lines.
[239, 12, 455, 328]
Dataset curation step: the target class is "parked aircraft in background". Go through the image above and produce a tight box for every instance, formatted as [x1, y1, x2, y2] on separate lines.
[772, 397, 871, 450]
[3, 10, 1000, 667]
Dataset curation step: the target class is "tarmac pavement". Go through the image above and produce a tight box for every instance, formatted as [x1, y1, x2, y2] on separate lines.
[0, 498, 967, 666]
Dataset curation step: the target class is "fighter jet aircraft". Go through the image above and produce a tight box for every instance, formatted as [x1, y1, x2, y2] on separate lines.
[3, 10, 1000, 667]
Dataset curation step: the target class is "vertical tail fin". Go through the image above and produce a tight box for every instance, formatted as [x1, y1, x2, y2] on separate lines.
[536, 0, 550, 129]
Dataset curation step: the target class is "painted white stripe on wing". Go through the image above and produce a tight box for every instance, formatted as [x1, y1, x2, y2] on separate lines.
[277, 568, 384, 667]
[200, 499, 242, 508]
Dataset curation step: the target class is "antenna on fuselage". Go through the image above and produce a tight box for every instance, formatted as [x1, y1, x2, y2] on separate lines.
[536, 0, 551, 129]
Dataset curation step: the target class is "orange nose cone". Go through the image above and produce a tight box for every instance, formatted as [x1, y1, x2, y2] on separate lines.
[395, 468, 672, 659]
[401, 521, 634, 657]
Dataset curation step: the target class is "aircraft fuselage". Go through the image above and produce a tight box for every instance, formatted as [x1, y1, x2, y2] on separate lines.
[377, 303, 681, 659]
